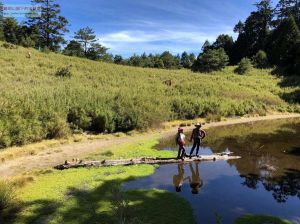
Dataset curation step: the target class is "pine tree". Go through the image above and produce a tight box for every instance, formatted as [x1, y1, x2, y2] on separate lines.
[28, 0, 69, 51]
[0, 1, 4, 41]
[2, 18, 19, 44]
[86, 43, 109, 61]
[275, 0, 300, 25]
[201, 40, 211, 53]
[114, 55, 123, 64]
[63, 40, 84, 57]
[74, 27, 97, 56]
[211, 34, 234, 64]
[192, 48, 229, 73]
[231, 0, 274, 63]
[267, 17, 300, 74]
[189, 53, 196, 65]
[234, 21, 245, 34]
[180, 51, 192, 68]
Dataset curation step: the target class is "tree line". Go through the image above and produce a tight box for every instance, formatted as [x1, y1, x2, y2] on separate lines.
[0, 0, 299, 75]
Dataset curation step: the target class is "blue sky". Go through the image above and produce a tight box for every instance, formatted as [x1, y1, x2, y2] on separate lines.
[3, 0, 275, 56]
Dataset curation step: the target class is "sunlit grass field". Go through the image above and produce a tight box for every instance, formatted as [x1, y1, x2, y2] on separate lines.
[0, 42, 299, 148]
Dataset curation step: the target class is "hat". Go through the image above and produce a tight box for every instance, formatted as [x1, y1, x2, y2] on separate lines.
[195, 123, 201, 127]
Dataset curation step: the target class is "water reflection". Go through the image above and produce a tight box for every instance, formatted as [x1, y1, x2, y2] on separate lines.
[241, 168, 300, 203]
[124, 118, 300, 223]
[172, 163, 204, 194]
[188, 163, 203, 194]
[173, 164, 186, 192]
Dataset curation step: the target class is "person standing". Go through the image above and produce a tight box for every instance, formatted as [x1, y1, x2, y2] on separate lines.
[176, 127, 186, 160]
[189, 123, 206, 158]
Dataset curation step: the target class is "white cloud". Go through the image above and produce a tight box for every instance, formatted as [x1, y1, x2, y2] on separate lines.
[99, 28, 236, 56]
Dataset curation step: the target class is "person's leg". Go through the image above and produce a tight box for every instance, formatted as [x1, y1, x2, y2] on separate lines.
[177, 146, 182, 159]
[181, 146, 186, 159]
[195, 139, 201, 156]
[189, 141, 197, 156]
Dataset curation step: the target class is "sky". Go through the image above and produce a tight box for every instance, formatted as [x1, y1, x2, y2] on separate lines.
[3, 0, 273, 57]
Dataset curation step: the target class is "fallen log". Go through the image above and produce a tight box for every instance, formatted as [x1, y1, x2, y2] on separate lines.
[54, 154, 241, 170]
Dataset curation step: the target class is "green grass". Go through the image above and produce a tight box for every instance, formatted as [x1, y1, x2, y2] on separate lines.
[7, 136, 191, 224]
[235, 215, 293, 224]
[0, 41, 299, 148]
[86, 137, 176, 160]
[14, 166, 192, 224]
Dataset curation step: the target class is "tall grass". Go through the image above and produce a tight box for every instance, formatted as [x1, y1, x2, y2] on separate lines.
[0, 180, 15, 212]
[0, 42, 299, 148]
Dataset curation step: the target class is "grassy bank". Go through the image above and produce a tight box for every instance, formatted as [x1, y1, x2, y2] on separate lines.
[1, 42, 300, 148]
[2, 137, 192, 224]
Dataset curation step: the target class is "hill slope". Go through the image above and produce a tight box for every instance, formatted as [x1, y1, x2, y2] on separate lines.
[0, 42, 299, 148]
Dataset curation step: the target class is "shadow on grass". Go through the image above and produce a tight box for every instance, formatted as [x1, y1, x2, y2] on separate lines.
[12, 177, 193, 224]
[275, 74, 300, 104]
[0, 199, 60, 224]
[281, 90, 300, 104]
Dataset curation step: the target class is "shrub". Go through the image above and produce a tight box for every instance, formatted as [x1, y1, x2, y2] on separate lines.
[2, 42, 18, 49]
[67, 107, 92, 131]
[235, 58, 253, 75]
[41, 47, 51, 54]
[192, 48, 229, 73]
[0, 180, 15, 212]
[55, 66, 73, 78]
[253, 50, 268, 68]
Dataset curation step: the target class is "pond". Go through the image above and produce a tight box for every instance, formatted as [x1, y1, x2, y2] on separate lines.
[123, 118, 300, 224]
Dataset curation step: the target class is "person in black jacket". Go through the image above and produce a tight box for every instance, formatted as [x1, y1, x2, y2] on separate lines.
[189, 123, 206, 158]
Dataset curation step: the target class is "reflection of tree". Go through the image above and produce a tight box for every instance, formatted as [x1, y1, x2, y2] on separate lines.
[240, 169, 300, 203]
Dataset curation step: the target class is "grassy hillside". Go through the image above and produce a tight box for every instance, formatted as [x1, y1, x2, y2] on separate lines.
[0, 42, 299, 148]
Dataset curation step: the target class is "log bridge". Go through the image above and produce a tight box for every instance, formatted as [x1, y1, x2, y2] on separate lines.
[54, 153, 241, 170]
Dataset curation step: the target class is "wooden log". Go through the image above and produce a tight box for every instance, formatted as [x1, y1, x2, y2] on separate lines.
[54, 154, 241, 170]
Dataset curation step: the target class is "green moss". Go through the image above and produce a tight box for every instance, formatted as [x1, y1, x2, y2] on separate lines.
[14, 138, 191, 224]
[235, 215, 293, 224]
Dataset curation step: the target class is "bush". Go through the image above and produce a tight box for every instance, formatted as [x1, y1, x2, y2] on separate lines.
[192, 48, 229, 73]
[67, 107, 92, 131]
[55, 66, 73, 78]
[0, 180, 15, 212]
[235, 58, 253, 75]
[2, 42, 18, 49]
[253, 50, 268, 68]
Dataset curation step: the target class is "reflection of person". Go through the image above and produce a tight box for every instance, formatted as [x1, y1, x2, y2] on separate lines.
[188, 162, 203, 194]
[176, 128, 186, 160]
[189, 123, 206, 158]
[173, 164, 188, 192]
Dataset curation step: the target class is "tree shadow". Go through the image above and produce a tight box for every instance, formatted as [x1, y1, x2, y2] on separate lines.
[281, 90, 300, 104]
[275, 74, 300, 104]
[278, 75, 300, 88]
[1, 199, 61, 224]
[11, 177, 193, 224]
[60, 177, 192, 224]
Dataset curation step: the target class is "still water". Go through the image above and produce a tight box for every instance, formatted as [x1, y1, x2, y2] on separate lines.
[123, 118, 300, 224]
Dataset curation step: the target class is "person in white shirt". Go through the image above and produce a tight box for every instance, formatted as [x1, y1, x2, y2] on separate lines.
[175, 128, 186, 160]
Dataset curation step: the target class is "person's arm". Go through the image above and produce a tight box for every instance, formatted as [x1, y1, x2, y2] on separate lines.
[201, 130, 206, 139]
